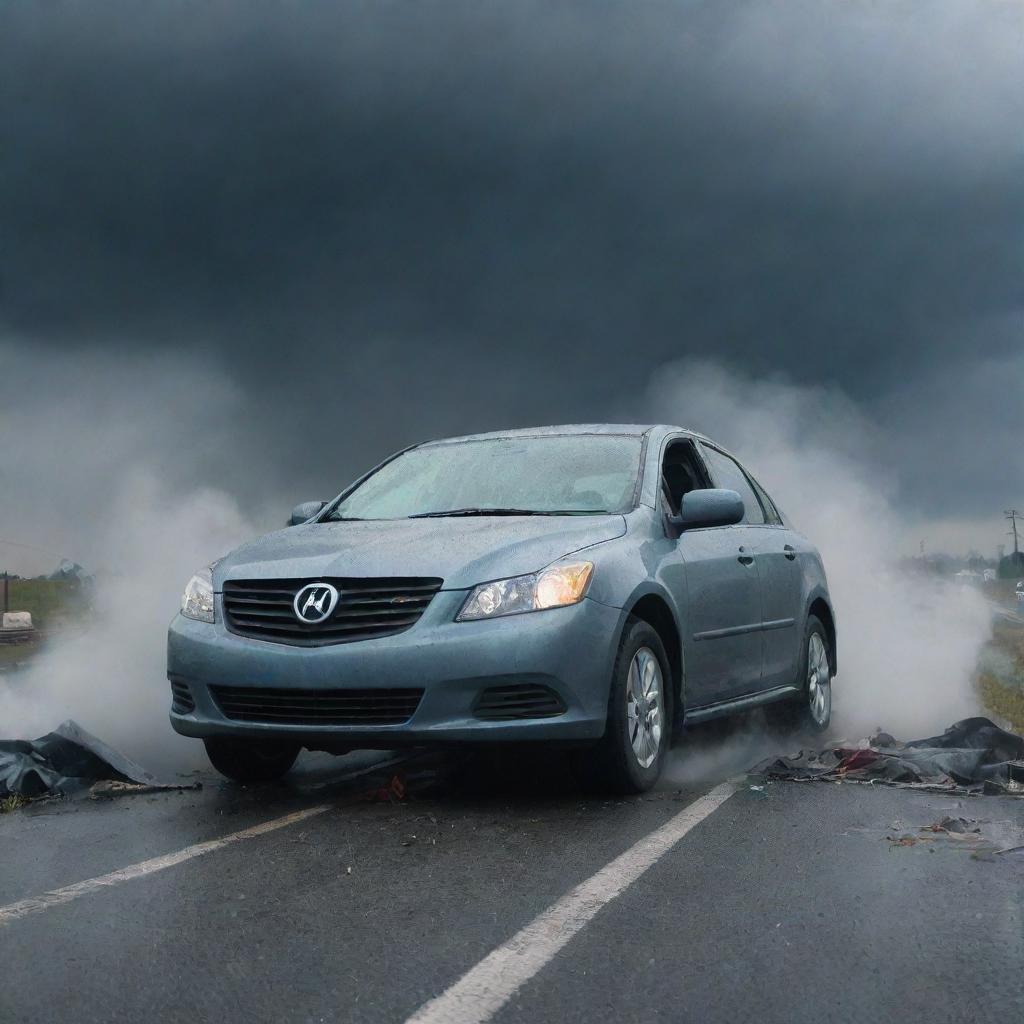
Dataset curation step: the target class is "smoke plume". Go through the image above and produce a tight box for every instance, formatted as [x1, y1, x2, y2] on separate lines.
[0, 342, 996, 776]
[0, 341, 262, 772]
[641, 360, 992, 739]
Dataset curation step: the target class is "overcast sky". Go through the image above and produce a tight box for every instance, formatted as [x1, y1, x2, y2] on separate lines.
[2, 0, 1022, 568]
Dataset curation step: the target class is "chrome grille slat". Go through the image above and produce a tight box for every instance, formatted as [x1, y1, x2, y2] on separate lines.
[222, 577, 443, 646]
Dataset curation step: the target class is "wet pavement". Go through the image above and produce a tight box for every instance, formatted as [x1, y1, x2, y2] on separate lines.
[2, 736, 1023, 1023]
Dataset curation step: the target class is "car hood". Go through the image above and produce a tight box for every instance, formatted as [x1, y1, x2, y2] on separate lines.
[213, 515, 626, 591]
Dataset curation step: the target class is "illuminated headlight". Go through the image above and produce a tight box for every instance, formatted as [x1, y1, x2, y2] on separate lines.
[457, 562, 594, 621]
[181, 566, 215, 623]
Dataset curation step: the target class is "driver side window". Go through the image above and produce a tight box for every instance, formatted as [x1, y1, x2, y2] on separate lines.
[660, 441, 708, 516]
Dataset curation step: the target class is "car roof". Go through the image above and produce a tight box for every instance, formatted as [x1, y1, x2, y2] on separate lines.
[419, 423, 707, 446]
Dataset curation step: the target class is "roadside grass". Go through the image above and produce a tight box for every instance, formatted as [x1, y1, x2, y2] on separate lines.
[5, 579, 86, 629]
[978, 674, 1024, 733]
[1, 795, 30, 814]
[978, 621, 1024, 733]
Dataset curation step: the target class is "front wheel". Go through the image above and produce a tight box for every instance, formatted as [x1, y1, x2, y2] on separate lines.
[577, 618, 671, 794]
[204, 737, 300, 783]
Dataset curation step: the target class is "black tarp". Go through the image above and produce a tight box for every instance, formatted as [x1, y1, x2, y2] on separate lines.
[0, 720, 189, 798]
[756, 717, 1024, 794]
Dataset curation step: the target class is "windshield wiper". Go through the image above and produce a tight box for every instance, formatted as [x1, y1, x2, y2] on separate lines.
[408, 507, 607, 518]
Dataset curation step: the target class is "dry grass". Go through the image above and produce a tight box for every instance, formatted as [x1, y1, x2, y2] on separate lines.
[979, 622, 1024, 732]
[0, 794, 30, 814]
[992, 620, 1024, 663]
[978, 674, 1024, 733]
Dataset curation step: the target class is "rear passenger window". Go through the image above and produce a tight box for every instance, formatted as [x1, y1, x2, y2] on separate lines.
[748, 475, 783, 526]
[698, 445, 765, 525]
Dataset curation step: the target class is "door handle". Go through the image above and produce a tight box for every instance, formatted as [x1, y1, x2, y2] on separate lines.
[737, 547, 755, 566]
[784, 545, 797, 560]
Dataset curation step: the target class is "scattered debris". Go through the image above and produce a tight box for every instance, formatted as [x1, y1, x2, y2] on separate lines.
[358, 773, 407, 803]
[89, 779, 182, 800]
[1, 793, 30, 814]
[921, 816, 981, 835]
[756, 717, 1024, 795]
[0, 720, 199, 800]
[887, 834, 930, 848]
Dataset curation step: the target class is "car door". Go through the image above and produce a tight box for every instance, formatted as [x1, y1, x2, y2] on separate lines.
[684, 443, 770, 703]
[743, 472, 804, 690]
[677, 526, 764, 706]
[658, 439, 762, 706]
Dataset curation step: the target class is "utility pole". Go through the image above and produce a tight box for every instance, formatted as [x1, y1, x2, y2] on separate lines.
[2, 570, 7, 616]
[1006, 509, 1022, 556]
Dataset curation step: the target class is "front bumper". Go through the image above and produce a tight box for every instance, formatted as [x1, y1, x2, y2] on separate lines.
[167, 590, 623, 747]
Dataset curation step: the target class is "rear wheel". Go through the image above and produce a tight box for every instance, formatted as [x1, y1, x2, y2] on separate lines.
[204, 737, 300, 783]
[769, 615, 832, 733]
[577, 618, 670, 793]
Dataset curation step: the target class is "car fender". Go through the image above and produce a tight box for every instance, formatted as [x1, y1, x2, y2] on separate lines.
[802, 582, 838, 676]
[589, 578, 688, 720]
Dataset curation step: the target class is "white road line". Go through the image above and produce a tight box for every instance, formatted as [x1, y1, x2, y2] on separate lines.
[0, 804, 330, 927]
[405, 780, 738, 1024]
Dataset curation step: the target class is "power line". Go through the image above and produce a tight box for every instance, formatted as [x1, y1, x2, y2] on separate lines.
[1006, 509, 1022, 556]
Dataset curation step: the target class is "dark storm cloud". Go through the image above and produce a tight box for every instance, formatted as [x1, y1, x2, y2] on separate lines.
[2, 0, 1022, 522]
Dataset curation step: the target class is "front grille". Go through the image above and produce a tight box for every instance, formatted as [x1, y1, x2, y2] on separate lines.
[473, 684, 567, 721]
[210, 686, 424, 725]
[222, 577, 443, 646]
[170, 679, 195, 714]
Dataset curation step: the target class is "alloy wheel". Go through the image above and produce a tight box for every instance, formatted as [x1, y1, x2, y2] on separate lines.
[807, 633, 831, 727]
[627, 646, 663, 768]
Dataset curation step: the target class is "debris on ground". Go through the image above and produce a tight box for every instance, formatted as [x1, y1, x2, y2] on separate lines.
[887, 834, 929, 848]
[89, 779, 185, 800]
[1, 793, 30, 814]
[921, 815, 981, 835]
[357, 773, 408, 803]
[755, 717, 1024, 795]
[880, 814, 1024, 856]
[0, 720, 199, 800]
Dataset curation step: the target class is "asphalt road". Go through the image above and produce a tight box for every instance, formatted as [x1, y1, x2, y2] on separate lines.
[2, 733, 1023, 1024]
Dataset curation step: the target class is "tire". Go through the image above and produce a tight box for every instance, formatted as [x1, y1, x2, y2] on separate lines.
[577, 618, 671, 794]
[768, 615, 832, 734]
[204, 737, 300, 783]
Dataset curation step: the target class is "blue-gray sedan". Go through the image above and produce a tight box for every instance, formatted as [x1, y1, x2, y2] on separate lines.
[168, 424, 836, 792]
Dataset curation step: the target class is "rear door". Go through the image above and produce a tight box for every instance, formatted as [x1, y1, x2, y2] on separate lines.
[744, 472, 804, 690]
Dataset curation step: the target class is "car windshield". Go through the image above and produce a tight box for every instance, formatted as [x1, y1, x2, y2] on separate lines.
[326, 434, 644, 519]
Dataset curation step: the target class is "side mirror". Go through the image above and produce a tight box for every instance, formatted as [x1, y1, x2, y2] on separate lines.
[289, 500, 326, 527]
[674, 488, 744, 530]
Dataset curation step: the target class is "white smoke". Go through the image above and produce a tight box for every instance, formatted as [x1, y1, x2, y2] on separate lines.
[0, 342, 994, 778]
[640, 360, 992, 738]
[0, 341, 263, 773]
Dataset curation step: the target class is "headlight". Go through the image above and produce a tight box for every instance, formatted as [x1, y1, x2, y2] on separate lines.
[181, 566, 215, 623]
[457, 562, 594, 621]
